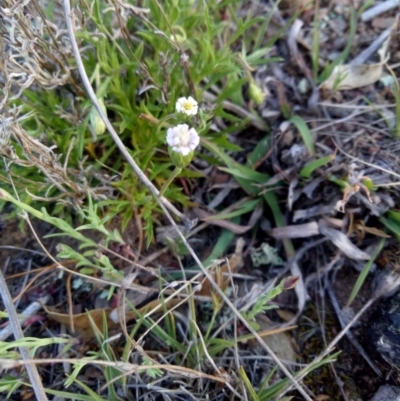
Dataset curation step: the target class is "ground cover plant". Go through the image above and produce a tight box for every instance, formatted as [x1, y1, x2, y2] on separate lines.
[1, 0, 400, 400]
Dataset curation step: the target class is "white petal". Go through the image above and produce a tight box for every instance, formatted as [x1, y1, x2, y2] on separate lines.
[169, 136, 180, 146]
[178, 123, 189, 132]
[188, 129, 200, 146]
[166, 128, 175, 139]
[175, 98, 185, 113]
[188, 127, 198, 137]
[179, 146, 191, 156]
[166, 129, 179, 146]
[167, 124, 199, 154]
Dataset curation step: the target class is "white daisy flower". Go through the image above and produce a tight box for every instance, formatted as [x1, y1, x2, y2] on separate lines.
[166, 124, 200, 156]
[175, 96, 198, 116]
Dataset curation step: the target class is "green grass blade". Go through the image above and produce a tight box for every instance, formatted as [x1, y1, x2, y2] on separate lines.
[300, 154, 334, 179]
[289, 115, 315, 155]
[239, 366, 261, 401]
[203, 199, 261, 221]
[347, 238, 386, 306]
[45, 388, 107, 401]
[381, 216, 400, 239]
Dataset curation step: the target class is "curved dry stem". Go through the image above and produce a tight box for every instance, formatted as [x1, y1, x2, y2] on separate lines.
[62, 0, 186, 223]
[62, 1, 313, 399]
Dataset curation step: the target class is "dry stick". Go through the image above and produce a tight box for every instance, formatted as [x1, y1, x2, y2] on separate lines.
[0, 267, 49, 401]
[349, 25, 394, 65]
[361, 0, 400, 22]
[333, 140, 400, 180]
[0, 295, 49, 341]
[64, 0, 312, 401]
[63, 3, 184, 222]
[326, 282, 382, 377]
[278, 297, 376, 399]
[62, 2, 313, 399]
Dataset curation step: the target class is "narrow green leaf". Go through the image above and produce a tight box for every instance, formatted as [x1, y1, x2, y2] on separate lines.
[289, 115, 315, 155]
[218, 166, 269, 182]
[347, 238, 386, 306]
[388, 210, 400, 223]
[247, 135, 271, 166]
[381, 216, 400, 238]
[300, 154, 334, 178]
[45, 388, 104, 401]
[216, 77, 248, 103]
[204, 199, 260, 220]
[202, 138, 268, 196]
[239, 366, 261, 401]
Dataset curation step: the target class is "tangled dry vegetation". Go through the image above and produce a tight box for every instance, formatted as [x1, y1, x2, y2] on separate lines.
[1, 0, 400, 400]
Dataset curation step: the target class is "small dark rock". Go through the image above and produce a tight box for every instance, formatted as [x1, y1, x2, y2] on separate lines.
[368, 291, 400, 368]
[370, 385, 400, 401]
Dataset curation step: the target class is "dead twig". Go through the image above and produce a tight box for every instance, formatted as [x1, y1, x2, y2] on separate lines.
[0, 295, 49, 341]
[62, 1, 315, 398]
[62, 0, 186, 222]
[0, 263, 49, 401]
[361, 0, 400, 22]
[326, 281, 382, 377]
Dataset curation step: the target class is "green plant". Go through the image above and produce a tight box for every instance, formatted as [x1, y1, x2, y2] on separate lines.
[0, 0, 278, 244]
[0, 1, 345, 400]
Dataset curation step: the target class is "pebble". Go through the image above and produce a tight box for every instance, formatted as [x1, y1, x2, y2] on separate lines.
[371, 385, 400, 401]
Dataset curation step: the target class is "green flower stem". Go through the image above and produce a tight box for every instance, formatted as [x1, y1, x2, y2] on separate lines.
[204, 309, 219, 342]
[159, 167, 182, 197]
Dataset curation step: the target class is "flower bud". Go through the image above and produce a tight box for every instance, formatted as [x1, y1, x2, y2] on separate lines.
[168, 146, 194, 168]
[249, 81, 264, 105]
[90, 98, 107, 136]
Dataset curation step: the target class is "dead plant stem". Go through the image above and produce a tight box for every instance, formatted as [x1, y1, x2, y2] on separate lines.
[62, 1, 312, 398]
[62, 0, 186, 222]
[278, 297, 375, 399]
[0, 265, 49, 401]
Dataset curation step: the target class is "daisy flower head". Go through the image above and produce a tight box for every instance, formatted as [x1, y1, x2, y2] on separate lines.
[166, 124, 199, 156]
[175, 96, 198, 116]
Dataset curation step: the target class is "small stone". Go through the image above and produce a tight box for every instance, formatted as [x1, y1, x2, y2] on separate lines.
[370, 385, 400, 401]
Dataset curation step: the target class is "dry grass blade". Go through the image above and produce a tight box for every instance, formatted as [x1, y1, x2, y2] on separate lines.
[318, 220, 370, 260]
[361, 0, 399, 22]
[0, 358, 229, 383]
[267, 222, 319, 239]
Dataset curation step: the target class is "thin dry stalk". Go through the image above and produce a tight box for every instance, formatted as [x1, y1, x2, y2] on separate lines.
[0, 265, 49, 401]
[279, 297, 376, 399]
[62, 0, 186, 222]
[326, 281, 382, 376]
[0, 357, 228, 383]
[0, 295, 49, 341]
[62, 1, 314, 398]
